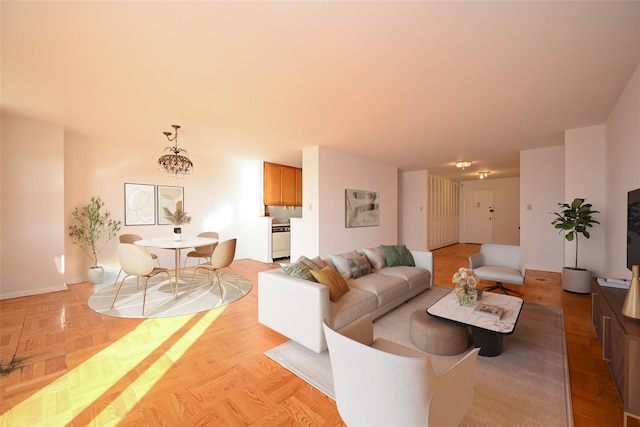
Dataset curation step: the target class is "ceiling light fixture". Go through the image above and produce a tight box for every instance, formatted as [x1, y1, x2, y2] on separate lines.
[455, 161, 472, 170]
[479, 171, 490, 180]
[157, 124, 193, 179]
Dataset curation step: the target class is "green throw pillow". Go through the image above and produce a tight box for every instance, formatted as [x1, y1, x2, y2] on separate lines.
[281, 260, 317, 282]
[297, 255, 320, 272]
[380, 244, 415, 267]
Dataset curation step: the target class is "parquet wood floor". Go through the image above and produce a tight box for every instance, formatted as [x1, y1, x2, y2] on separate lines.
[0, 244, 629, 426]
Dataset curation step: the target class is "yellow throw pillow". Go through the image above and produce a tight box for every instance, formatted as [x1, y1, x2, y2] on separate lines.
[310, 265, 350, 302]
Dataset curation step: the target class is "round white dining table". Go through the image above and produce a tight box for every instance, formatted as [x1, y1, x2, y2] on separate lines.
[134, 237, 218, 296]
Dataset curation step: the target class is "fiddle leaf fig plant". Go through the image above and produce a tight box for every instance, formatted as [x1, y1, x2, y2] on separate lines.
[551, 197, 600, 270]
[69, 196, 122, 268]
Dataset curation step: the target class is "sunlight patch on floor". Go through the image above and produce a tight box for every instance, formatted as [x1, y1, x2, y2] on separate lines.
[0, 308, 225, 426]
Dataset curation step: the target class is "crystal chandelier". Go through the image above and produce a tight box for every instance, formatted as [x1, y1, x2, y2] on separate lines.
[157, 124, 193, 179]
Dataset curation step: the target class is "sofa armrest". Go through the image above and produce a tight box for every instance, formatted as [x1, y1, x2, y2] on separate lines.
[410, 250, 435, 288]
[258, 268, 331, 353]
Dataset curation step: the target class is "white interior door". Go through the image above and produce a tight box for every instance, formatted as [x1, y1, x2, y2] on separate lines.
[464, 190, 494, 244]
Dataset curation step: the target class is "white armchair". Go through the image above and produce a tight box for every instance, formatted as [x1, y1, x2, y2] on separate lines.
[323, 314, 480, 427]
[469, 243, 525, 295]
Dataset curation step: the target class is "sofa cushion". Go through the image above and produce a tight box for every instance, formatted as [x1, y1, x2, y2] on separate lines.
[474, 266, 524, 285]
[348, 273, 410, 306]
[329, 288, 378, 330]
[281, 259, 317, 282]
[380, 244, 415, 267]
[310, 265, 350, 302]
[362, 247, 387, 271]
[378, 266, 431, 290]
[330, 251, 371, 279]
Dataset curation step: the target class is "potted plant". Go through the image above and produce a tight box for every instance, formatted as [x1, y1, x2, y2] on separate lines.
[69, 196, 122, 284]
[551, 197, 600, 294]
[163, 207, 192, 241]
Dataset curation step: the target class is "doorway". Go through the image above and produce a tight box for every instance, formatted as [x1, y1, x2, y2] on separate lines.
[464, 190, 494, 244]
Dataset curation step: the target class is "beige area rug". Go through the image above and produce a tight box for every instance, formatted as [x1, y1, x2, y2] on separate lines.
[88, 271, 252, 318]
[265, 286, 573, 427]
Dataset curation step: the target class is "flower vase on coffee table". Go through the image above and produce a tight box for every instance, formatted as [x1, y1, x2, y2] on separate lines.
[453, 267, 480, 307]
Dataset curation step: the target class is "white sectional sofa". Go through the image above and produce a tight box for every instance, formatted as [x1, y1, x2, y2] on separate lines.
[258, 247, 434, 353]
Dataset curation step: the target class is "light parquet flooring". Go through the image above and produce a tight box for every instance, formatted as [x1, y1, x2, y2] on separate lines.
[0, 244, 630, 426]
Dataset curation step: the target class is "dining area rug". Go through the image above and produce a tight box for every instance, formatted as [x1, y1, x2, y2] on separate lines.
[265, 285, 573, 427]
[88, 270, 252, 318]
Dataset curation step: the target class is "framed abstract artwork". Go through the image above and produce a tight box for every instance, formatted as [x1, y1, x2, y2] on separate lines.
[345, 189, 379, 228]
[124, 183, 156, 225]
[157, 185, 185, 225]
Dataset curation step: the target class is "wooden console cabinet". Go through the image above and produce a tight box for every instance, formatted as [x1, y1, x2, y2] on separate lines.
[592, 279, 640, 425]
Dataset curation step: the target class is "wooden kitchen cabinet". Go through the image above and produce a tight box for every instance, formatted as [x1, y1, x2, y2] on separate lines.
[592, 279, 640, 424]
[264, 162, 302, 206]
[295, 168, 303, 206]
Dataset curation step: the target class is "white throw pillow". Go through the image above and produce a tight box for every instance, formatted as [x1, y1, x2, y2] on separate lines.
[329, 253, 355, 279]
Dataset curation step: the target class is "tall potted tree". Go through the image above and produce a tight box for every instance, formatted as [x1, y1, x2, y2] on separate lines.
[69, 196, 122, 284]
[551, 197, 600, 293]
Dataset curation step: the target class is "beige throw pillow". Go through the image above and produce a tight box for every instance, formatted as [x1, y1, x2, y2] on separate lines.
[347, 254, 373, 279]
[362, 247, 387, 270]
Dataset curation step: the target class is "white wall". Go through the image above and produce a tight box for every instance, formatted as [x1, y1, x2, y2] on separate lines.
[399, 170, 428, 251]
[291, 146, 320, 259]
[605, 63, 640, 279]
[460, 177, 520, 246]
[63, 135, 269, 282]
[1, 113, 67, 299]
[520, 146, 565, 272]
[564, 125, 606, 276]
[2, 112, 271, 297]
[293, 146, 398, 259]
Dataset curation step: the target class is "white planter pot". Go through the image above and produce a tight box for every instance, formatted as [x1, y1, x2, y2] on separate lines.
[562, 267, 592, 294]
[87, 266, 105, 285]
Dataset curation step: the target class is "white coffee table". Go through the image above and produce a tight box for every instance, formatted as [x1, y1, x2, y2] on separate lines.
[427, 290, 524, 356]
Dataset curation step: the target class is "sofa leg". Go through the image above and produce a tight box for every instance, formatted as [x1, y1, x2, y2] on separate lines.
[483, 281, 522, 296]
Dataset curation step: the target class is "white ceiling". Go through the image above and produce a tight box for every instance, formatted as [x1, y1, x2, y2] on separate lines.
[2, 1, 639, 181]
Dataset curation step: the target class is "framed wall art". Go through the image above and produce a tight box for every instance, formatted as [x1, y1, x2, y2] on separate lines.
[157, 185, 185, 225]
[345, 189, 379, 228]
[124, 183, 156, 225]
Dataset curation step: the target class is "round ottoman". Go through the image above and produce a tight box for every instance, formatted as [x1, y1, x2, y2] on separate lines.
[410, 309, 469, 356]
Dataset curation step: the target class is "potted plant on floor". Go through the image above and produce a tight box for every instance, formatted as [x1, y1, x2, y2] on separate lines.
[69, 196, 122, 284]
[551, 197, 600, 294]
[163, 207, 192, 241]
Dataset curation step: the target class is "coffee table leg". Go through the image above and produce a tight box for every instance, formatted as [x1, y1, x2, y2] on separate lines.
[471, 327, 504, 357]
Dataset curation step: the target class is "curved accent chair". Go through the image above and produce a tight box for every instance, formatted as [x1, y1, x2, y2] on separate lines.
[114, 233, 160, 286]
[323, 314, 480, 427]
[182, 231, 219, 270]
[468, 243, 525, 295]
[119, 234, 160, 263]
[189, 238, 237, 300]
[111, 243, 173, 315]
